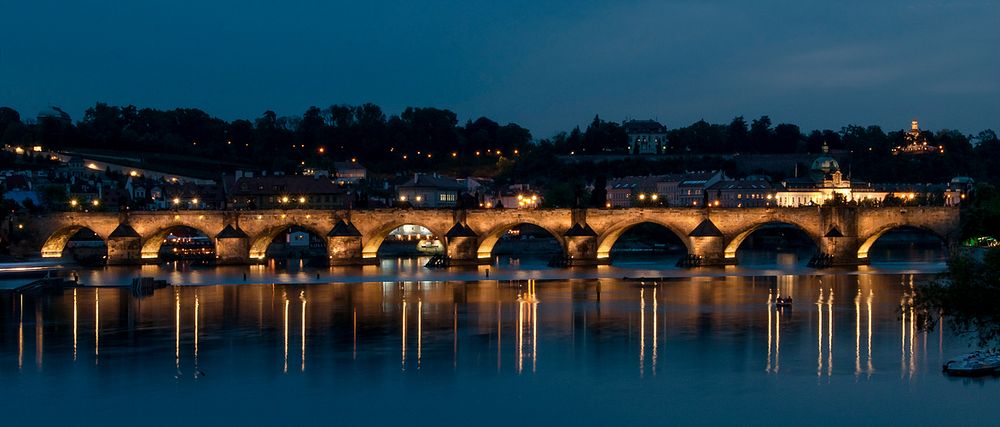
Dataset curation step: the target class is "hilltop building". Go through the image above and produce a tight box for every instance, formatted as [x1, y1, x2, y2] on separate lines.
[624, 119, 667, 154]
[893, 120, 943, 155]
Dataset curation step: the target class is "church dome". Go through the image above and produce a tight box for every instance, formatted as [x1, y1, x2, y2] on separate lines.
[810, 142, 839, 175]
[811, 155, 840, 174]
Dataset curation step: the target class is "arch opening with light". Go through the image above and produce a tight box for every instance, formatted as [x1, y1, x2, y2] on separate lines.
[596, 221, 690, 263]
[476, 222, 565, 264]
[857, 225, 947, 263]
[724, 221, 820, 263]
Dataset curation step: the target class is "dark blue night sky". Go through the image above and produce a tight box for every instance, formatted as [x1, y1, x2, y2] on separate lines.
[2, 0, 998, 136]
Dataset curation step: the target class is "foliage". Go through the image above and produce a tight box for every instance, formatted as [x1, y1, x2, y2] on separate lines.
[960, 183, 1000, 240]
[915, 249, 1000, 349]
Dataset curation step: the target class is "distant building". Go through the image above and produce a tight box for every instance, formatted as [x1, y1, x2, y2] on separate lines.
[162, 182, 226, 210]
[484, 184, 542, 209]
[673, 171, 727, 206]
[944, 177, 974, 206]
[774, 144, 887, 206]
[624, 119, 667, 154]
[892, 120, 943, 155]
[396, 173, 471, 208]
[606, 175, 661, 207]
[606, 171, 725, 207]
[707, 179, 779, 208]
[333, 161, 367, 185]
[230, 175, 350, 209]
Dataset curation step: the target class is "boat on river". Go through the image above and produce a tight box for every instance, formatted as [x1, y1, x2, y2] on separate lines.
[417, 239, 445, 255]
[943, 350, 1000, 376]
[774, 297, 793, 308]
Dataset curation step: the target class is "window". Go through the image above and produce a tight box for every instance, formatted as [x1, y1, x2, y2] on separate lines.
[439, 193, 457, 202]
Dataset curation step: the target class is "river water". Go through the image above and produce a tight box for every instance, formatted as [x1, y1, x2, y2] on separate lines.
[1, 248, 995, 425]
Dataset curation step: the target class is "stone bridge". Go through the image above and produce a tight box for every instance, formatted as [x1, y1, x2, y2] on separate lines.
[5, 206, 960, 266]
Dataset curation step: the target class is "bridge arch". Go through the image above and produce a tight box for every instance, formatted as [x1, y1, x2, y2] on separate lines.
[361, 221, 449, 260]
[724, 220, 821, 260]
[596, 220, 691, 261]
[249, 223, 331, 260]
[41, 225, 106, 258]
[476, 221, 566, 260]
[857, 224, 948, 261]
[141, 224, 218, 261]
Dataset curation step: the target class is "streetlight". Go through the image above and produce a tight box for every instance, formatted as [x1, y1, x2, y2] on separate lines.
[298, 196, 306, 204]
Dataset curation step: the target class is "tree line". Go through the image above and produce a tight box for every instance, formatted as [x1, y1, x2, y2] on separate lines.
[0, 104, 532, 176]
[2, 103, 998, 187]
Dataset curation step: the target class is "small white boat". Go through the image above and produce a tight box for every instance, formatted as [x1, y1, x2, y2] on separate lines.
[943, 350, 1000, 376]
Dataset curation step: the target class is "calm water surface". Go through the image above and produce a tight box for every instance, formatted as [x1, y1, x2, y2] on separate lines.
[2, 244, 995, 425]
[2, 267, 996, 425]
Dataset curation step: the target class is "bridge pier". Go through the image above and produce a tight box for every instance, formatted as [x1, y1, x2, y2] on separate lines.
[107, 224, 142, 265]
[690, 236, 730, 266]
[688, 219, 729, 266]
[820, 235, 865, 266]
[327, 220, 369, 265]
[564, 223, 599, 266]
[444, 223, 482, 266]
[215, 225, 251, 265]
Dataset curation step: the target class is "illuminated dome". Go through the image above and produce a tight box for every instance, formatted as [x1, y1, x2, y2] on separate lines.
[810, 143, 839, 175]
[811, 156, 839, 174]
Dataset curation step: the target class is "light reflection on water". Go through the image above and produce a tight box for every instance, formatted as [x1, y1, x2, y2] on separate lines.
[0, 272, 996, 424]
[33, 248, 948, 289]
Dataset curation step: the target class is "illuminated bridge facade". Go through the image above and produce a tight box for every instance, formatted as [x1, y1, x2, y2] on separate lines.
[7, 206, 960, 266]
